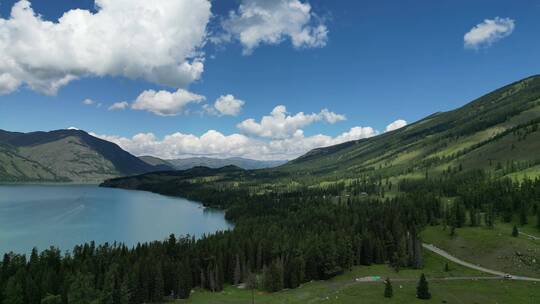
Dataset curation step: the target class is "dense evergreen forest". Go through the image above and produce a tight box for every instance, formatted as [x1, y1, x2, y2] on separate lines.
[1, 170, 540, 303]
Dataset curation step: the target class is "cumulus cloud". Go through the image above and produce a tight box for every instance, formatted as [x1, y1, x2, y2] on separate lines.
[0, 73, 20, 94]
[91, 125, 376, 161]
[204, 94, 246, 116]
[221, 0, 328, 54]
[108, 101, 129, 111]
[385, 119, 407, 132]
[0, 0, 210, 95]
[464, 17, 515, 49]
[213, 95, 245, 116]
[131, 89, 206, 116]
[237, 105, 346, 139]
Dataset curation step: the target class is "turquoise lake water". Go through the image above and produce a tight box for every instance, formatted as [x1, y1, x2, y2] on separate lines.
[0, 185, 232, 254]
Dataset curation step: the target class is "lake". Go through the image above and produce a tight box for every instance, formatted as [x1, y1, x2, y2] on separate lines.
[0, 185, 233, 255]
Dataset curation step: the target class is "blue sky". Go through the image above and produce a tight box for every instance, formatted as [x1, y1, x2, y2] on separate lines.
[0, 0, 539, 160]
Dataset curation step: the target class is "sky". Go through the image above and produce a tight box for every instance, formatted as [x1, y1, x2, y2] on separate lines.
[0, 0, 539, 160]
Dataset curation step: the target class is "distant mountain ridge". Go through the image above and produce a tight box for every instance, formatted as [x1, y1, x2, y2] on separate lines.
[0, 129, 160, 183]
[139, 155, 287, 170]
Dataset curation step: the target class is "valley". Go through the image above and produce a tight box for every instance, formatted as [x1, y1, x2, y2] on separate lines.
[2, 77, 540, 303]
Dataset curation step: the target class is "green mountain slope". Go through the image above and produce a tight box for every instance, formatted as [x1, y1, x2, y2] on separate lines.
[0, 129, 160, 183]
[279, 75, 540, 181]
[0, 143, 59, 182]
[102, 75, 540, 194]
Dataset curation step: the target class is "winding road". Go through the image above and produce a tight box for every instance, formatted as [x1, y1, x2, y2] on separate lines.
[520, 231, 540, 241]
[422, 243, 540, 282]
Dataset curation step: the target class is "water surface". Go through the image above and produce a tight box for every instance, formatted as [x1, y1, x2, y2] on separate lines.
[0, 185, 232, 254]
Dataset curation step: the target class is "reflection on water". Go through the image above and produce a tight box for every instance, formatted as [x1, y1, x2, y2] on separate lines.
[0, 185, 233, 254]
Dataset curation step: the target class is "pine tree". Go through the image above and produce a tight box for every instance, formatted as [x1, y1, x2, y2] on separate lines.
[444, 262, 449, 272]
[3, 274, 24, 304]
[153, 266, 164, 302]
[177, 259, 192, 299]
[215, 259, 224, 292]
[455, 201, 466, 228]
[384, 278, 393, 298]
[118, 277, 130, 304]
[100, 266, 118, 304]
[256, 243, 263, 270]
[246, 272, 257, 304]
[263, 260, 284, 292]
[512, 225, 519, 237]
[416, 273, 431, 300]
[25, 275, 40, 304]
[288, 256, 305, 288]
[68, 272, 99, 304]
[233, 255, 242, 285]
[470, 208, 478, 227]
[485, 205, 495, 228]
[537, 205, 540, 231]
[519, 205, 528, 225]
[127, 265, 143, 304]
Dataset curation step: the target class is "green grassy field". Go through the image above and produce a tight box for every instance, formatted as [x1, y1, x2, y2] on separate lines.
[421, 223, 540, 278]
[170, 250, 540, 304]
[175, 280, 539, 304]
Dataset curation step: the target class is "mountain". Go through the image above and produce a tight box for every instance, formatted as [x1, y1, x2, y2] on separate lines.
[139, 155, 287, 170]
[279, 75, 540, 181]
[0, 129, 161, 183]
[137, 156, 174, 171]
[103, 75, 540, 194]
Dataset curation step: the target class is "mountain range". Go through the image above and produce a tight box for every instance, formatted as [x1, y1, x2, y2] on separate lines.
[102, 75, 540, 193]
[3, 76, 540, 184]
[0, 129, 286, 183]
[139, 155, 286, 170]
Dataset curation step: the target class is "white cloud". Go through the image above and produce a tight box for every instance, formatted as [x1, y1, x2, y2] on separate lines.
[82, 98, 96, 105]
[0, 73, 20, 94]
[237, 105, 346, 139]
[464, 17, 515, 49]
[132, 89, 206, 116]
[385, 119, 407, 132]
[221, 0, 328, 54]
[108, 101, 129, 111]
[213, 94, 245, 116]
[0, 0, 210, 95]
[91, 125, 376, 161]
